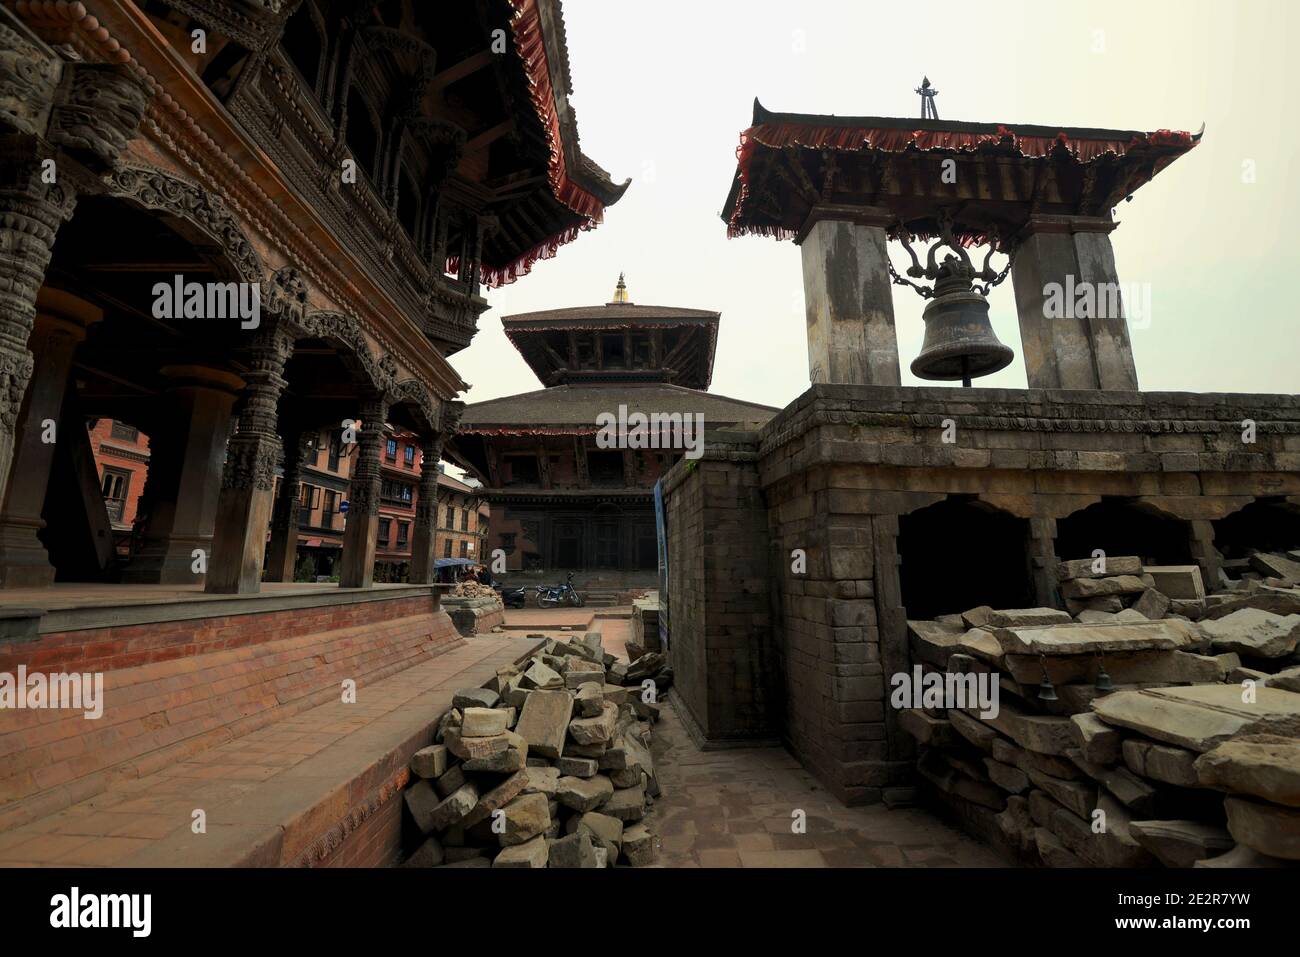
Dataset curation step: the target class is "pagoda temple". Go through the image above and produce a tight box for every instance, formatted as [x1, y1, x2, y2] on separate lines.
[449, 276, 778, 588]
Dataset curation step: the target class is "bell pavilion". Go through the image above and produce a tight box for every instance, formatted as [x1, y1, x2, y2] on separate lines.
[658, 96, 1300, 804]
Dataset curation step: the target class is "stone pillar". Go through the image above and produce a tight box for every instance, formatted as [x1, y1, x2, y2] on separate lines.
[1010, 215, 1139, 391]
[205, 329, 293, 594]
[264, 429, 314, 583]
[123, 366, 243, 584]
[408, 431, 443, 585]
[1027, 517, 1060, 608]
[0, 290, 100, 587]
[0, 162, 78, 510]
[1188, 520, 1223, 592]
[339, 394, 388, 588]
[797, 205, 901, 386]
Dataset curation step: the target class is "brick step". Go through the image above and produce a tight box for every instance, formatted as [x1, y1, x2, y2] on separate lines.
[0, 635, 544, 867]
[0, 610, 462, 830]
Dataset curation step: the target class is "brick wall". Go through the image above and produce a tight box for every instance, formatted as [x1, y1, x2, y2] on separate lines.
[663, 433, 779, 745]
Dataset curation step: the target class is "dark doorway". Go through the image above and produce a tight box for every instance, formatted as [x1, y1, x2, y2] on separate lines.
[899, 497, 1034, 619]
[1055, 498, 1192, 566]
[593, 521, 620, 568]
[554, 520, 582, 568]
[1213, 499, 1300, 559]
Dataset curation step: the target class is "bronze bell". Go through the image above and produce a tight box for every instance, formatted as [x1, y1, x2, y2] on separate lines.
[911, 255, 1014, 386]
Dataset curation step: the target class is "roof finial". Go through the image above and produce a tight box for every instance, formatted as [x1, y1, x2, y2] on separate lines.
[611, 271, 630, 304]
[916, 76, 939, 120]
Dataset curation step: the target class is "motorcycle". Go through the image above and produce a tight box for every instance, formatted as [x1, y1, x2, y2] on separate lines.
[502, 584, 531, 609]
[537, 573, 585, 608]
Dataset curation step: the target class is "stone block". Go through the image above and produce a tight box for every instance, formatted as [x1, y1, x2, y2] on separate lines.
[410, 744, 447, 779]
[515, 690, 573, 759]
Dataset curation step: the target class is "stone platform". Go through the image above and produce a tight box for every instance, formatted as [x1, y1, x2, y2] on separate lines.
[0, 582, 543, 865]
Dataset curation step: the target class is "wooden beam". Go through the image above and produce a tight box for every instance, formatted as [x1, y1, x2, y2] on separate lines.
[464, 119, 514, 155]
[429, 50, 493, 94]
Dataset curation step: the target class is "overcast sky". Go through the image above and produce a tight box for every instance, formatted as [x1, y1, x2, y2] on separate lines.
[449, 0, 1300, 410]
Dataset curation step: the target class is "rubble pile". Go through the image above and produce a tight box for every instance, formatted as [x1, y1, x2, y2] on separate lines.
[451, 580, 502, 601]
[400, 632, 666, 868]
[903, 552, 1300, 868]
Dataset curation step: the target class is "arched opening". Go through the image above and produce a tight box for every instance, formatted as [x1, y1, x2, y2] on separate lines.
[1055, 498, 1192, 567]
[282, 0, 326, 95]
[898, 496, 1034, 619]
[19, 191, 253, 585]
[1213, 498, 1300, 560]
[346, 87, 380, 180]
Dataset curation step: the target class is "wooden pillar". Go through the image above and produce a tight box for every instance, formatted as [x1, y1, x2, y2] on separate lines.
[205, 328, 293, 594]
[0, 162, 78, 510]
[0, 291, 100, 587]
[408, 430, 443, 584]
[339, 394, 388, 588]
[123, 365, 244, 584]
[265, 429, 315, 582]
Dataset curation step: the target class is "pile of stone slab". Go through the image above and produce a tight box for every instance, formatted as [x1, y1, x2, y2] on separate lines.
[902, 554, 1300, 868]
[400, 632, 662, 868]
[451, 580, 502, 600]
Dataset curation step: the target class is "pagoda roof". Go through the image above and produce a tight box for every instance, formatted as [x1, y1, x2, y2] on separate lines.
[474, 0, 630, 286]
[502, 301, 721, 389]
[457, 382, 779, 432]
[723, 98, 1202, 246]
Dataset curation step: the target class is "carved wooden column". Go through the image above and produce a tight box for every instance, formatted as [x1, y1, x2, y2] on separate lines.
[339, 394, 388, 588]
[205, 327, 293, 594]
[408, 431, 443, 585]
[0, 290, 100, 587]
[1027, 517, 1061, 608]
[0, 159, 78, 510]
[264, 429, 315, 583]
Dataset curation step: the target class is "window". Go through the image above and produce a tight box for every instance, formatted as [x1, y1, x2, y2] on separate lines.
[404, 445, 415, 468]
[444, 505, 453, 528]
[443, 539, 453, 558]
[459, 510, 468, 532]
[385, 439, 398, 462]
[397, 522, 409, 547]
[281, 0, 324, 94]
[378, 518, 391, 546]
[328, 432, 341, 471]
[459, 540, 468, 558]
[323, 489, 337, 515]
[381, 479, 413, 506]
[345, 86, 379, 178]
[109, 420, 138, 442]
[101, 467, 130, 523]
[504, 454, 540, 485]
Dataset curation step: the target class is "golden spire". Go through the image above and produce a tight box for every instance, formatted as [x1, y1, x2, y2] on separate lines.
[610, 271, 630, 304]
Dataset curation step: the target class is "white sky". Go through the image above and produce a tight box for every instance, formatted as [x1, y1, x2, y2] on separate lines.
[449, 0, 1300, 410]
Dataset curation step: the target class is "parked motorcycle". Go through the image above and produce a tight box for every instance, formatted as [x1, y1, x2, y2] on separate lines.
[538, 573, 585, 608]
[502, 584, 531, 609]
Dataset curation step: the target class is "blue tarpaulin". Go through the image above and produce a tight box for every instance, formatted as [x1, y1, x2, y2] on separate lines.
[434, 558, 477, 568]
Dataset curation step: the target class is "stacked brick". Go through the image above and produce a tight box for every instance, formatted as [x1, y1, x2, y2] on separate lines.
[398, 632, 665, 867]
[901, 553, 1300, 867]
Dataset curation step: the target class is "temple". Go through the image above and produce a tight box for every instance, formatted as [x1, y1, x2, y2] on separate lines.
[449, 276, 777, 592]
[0, 0, 622, 865]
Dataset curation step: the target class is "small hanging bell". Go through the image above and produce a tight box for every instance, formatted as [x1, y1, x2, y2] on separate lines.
[1095, 658, 1115, 692]
[1037, 676, 1059, 702]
